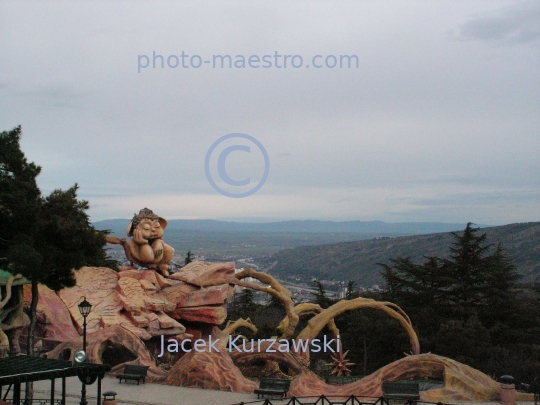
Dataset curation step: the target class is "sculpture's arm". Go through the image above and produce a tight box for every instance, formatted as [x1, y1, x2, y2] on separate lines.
[152, 239, 164, 259]
[133, 228, 149, 244]
[106, 235, 137, 264]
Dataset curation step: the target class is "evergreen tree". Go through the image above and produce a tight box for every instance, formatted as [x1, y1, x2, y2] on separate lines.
[266, 292, 283, 308]
[345, 280, 359, 299]
[237, 288, 256, 316]
[184, 250, 195, 265]
[381, 223, 520, 319]
[311, 280, 332, 308]
[0, 127, 114, 360]
[432, 314, 491, 367]
[443, 223, 494, 310]
[0, 126, 42, 262]
[483, 243, 521, 310]
[380, 256, 450, 308]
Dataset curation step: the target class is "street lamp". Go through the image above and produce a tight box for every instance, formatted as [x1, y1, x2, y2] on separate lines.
[77, 297, 92, 405]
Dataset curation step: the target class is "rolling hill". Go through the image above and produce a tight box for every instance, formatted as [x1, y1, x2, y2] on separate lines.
[264, 222, 540, 286]
[93, 218, 471, 235]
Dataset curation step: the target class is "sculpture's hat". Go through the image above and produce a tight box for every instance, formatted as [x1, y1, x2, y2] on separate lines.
[126, 208, 168, 236]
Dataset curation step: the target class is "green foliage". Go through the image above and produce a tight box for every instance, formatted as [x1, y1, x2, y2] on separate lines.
[1, 127, 115, 288]
[1, 126, 115, 355]
[226, 290, 284, 339]
[375, 223, 540, 382]
[311, 359, 333, 381]
[345, 280, 360, 299]
[311, 280, 332, 308]
[0, 126, 42, 262]
[432, 315, 492, 365]
[236, 288, 256, 317]
[184, 250, 194, 266]
[335, 305, 412, 375]
[380, 223, 522, 321]
[379, 256, 450, 308]
[266, 293, 283, 308]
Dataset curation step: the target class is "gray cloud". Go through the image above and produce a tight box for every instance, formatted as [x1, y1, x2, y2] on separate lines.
[456, 1, 540, 44]
[0, 1, 538, 223]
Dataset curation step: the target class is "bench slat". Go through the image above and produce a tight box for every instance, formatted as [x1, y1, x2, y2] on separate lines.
[382, 381, 420, 400]
[117, 365, 149, 385]
[255, 378, 291, 399]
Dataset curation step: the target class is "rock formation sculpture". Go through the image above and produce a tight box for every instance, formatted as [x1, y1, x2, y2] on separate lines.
[30, 262, 529, 402]
[46, 324, 168, 382]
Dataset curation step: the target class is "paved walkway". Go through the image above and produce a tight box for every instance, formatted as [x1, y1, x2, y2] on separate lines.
[32, 376, 255, 405]
[30, 378, 536, 405]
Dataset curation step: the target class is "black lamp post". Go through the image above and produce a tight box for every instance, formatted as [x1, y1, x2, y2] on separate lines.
[77, 297, 92, 405]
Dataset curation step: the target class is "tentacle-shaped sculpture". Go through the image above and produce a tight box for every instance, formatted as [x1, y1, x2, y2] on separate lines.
[0, 274, 22, 308]
[277, 302, 344, 368]
[223, 318, 258, 336]
[0, 274, 23, 348]
[220, 318, 258, 350]
[296, 297, 420, 355]
[232, 268, 299, 339]
[277, 303, 340, 340]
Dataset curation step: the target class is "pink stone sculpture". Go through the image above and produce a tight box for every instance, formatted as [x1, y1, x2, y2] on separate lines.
[22, 284, 78, 341]
[41, 262, 235, 362]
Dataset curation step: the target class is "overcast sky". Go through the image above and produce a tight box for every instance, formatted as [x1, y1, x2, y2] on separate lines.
[1, 1, 539, 224]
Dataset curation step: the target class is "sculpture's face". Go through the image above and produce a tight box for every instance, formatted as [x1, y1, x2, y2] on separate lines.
[137, 218, 164, 240]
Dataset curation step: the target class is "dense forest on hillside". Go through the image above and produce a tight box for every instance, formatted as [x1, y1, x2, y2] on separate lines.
[266, 222, 540, 285]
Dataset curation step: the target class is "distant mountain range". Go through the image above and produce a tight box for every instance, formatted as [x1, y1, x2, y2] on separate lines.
[263, 222, 540, 286]
[93, 218, 476, 235]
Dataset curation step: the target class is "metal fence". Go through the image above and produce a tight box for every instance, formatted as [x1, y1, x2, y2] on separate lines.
[230, 395, 449, 405]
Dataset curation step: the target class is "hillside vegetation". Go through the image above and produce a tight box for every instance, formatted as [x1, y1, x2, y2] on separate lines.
[266, 222, 540, 285]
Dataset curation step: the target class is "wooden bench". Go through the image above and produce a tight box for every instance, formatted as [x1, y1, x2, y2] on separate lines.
[254, 378, 291, 399]
[116, 365, 149, 385]
[382, 381, 421, 401]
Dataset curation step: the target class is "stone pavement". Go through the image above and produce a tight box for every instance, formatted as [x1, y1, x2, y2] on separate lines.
[32, 376, 256, 405]
[30, 378, 536, 405]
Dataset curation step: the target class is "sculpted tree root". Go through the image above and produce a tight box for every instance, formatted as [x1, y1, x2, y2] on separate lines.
[289, 353, 505, 402]
[296, 297, 420, 356]
[35, 265, 520, 402]
[277, 302, 342, 368]
[45, 325, 167, 382]
[0, 274, 29, 352]
[278, 303, 340, 340]
[1, 275, 22, 349]
[230, 346, 507, 401]
[234, 268, 299, 339]
[231, 344, 309, 375]
[221, 269, 418, 379]
[222, 318, 258, 339]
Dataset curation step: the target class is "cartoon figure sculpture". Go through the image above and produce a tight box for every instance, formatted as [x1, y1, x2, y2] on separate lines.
[107, 208, 174, 277]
